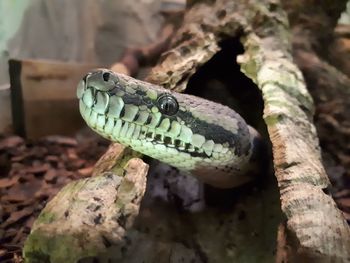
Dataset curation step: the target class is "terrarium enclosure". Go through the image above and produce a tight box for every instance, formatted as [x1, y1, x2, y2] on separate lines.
[0, 0, 350, 262]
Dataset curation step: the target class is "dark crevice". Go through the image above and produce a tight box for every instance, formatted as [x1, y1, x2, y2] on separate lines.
[186, 37, 264, 131]
[186, 36, 274, 202]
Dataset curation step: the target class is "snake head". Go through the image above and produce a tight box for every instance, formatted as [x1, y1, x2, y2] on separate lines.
[77, 68, 251, 157]
[77, 69, 258, 189]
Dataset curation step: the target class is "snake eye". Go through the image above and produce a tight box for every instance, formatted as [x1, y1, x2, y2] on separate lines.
[157, 94, 179, 116]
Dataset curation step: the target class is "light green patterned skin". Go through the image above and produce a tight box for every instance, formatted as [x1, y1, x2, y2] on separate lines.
[77, 69, 261, 188]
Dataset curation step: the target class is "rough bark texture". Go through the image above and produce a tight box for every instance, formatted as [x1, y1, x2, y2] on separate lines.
[23, 144, 148, 263]
[23, 0, 350, 262]
[283, 0, 350, 191]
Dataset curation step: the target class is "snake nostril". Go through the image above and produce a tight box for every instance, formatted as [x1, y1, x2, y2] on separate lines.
[102, 72, 110, 82]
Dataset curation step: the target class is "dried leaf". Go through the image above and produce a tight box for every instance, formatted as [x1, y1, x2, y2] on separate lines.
[12, 227, 25, 244]
[45, 155, 60, 163]
[44, 169, 57, 182]
[67, 148, 78, 160]
[0, 177, 18, 188]
[1, 207, 34, 228]
[0, 136, 24, 151]
[2, 179, 42, 203]
[23, 163, 50, 175]
[0, 249, 6, 257]
[44, 136, 77, 146]
[10, 153, 30, 162]
[78, 166, 94, 177]
[333, 189, 350, 199]
[336, 198, 350, 210]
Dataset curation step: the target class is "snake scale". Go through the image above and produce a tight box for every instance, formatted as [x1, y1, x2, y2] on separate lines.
[77, 69, 263, 188]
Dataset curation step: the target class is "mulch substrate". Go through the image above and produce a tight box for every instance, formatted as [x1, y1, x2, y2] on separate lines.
[0, 133, 108, 262]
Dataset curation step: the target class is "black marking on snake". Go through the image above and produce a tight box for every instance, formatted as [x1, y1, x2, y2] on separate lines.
[119, 106, 125, 118]
[164, 136, 172, 145]
[134, 111, 140, 122]
[121, 89, 155, 109]
[174, 139, 181, 147]
[146, 132, 153, 138]
[135, 89, 147, 97]
[152, 111, 250, 156]
[120, 94, 143, 106]
[88, 88, 97, 104]
[142, 97, 153, 107]
[175, 110, 251, 156]
[82, 74, 88, 83]
[160, 144, 208, 158]
[188, 151, 208, 158]
[145, 115, 152, 125]
[155, 134, 162, 142]
[107, 88, 153, 109]
[103, 116, 108, 130]
[166, 122, 172, 132]
[107, 84, 125, 96]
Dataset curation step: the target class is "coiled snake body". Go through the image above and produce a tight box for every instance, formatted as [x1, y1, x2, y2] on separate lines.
[77, 69, 262, 188]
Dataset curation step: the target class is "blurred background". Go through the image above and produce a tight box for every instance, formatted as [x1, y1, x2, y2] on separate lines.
[0, 0, 185, 135]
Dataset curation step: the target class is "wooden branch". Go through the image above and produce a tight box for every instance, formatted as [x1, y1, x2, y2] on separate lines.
[110, 24, 174, 76]
[23, 144, 148, 262]
[285, 1, 350, 203]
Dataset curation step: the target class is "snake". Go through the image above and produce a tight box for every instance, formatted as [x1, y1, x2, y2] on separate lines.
[77, 69, 263, 188]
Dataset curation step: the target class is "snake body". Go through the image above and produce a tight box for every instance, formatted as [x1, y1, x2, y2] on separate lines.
[77, 69, 262, 188]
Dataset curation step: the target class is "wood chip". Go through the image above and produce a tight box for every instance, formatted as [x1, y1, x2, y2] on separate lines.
[0, 249, 6, 257]
[23, 163, 50, 175]
[333, 189, 350, 199]
[12, 227, 25, 244]
[44, 169, 57, 182]
[1, 207, 34, 228]
[0, 176, 18, 188]
[77, 166, 94, 177]
[0, 136, 24, 150]
[44, 136, 77, 146]
[336, 198, 350, 210]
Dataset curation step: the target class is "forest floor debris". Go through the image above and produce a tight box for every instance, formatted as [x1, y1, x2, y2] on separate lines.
[0, 132, 108, 262]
